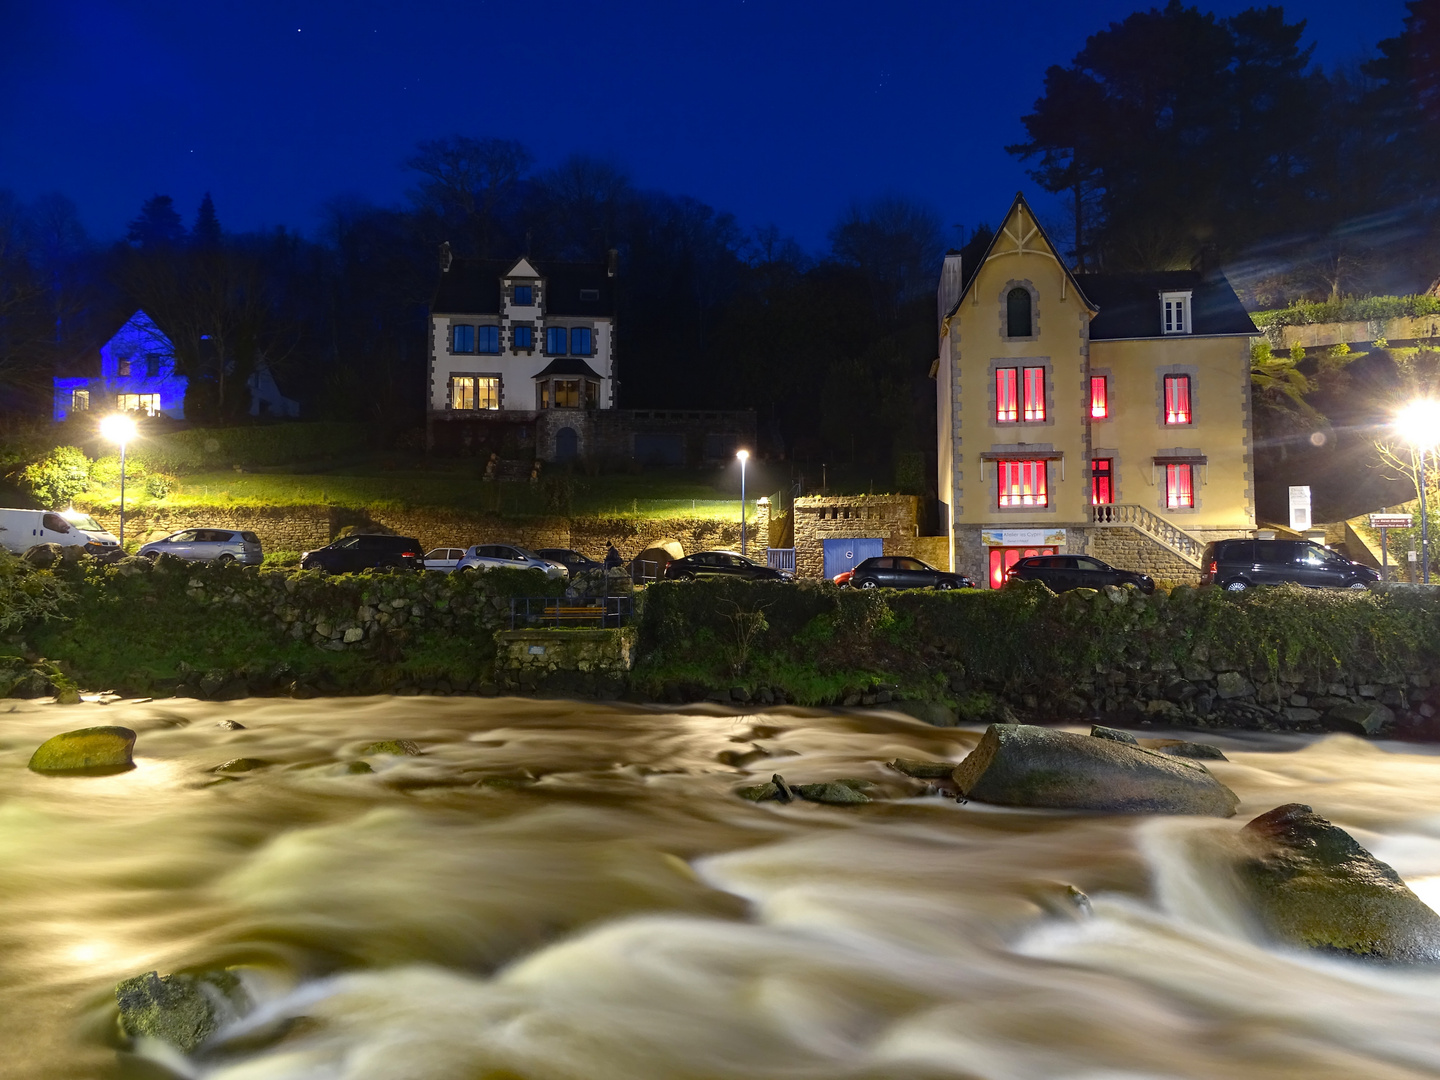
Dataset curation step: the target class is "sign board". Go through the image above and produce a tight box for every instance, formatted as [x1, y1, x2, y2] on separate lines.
[980, 528, 1067, 547]
[1370, 514, 1413, 529]
[1288, 486, 1312, 532]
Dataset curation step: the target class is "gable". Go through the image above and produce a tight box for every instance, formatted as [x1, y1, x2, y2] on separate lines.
[948, 194, 1094, 322]
[505, 257, 540, 279]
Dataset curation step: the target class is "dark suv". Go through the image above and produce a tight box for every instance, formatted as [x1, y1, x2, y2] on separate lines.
[1200, 538, 1379, 592]
[1005, 554, 1155, 594]
[300, 534, 425, 574]
[849, 556, 974, 590]
[663, 550, 794, 581]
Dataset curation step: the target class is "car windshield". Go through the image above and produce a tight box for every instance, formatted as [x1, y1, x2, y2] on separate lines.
[513, 547, 541, 560]
[61, 512, 105, 532]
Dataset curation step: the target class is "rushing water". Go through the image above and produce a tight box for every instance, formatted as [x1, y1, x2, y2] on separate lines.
[5, 696, 1440, 1079]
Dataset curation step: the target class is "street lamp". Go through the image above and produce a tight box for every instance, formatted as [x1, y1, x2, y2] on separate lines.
[737, 449, 750, 556]
[1394, 399, 1440, 584]
[100, 413, 137, 551]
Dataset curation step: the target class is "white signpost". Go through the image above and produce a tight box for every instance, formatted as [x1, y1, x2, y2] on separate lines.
[1369, 513, 1412, 582]
[1288, 486, 1312, 532]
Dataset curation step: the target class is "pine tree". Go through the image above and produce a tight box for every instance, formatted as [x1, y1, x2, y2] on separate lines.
[125, 195, 186, 250]
[192, 192, 222, 249]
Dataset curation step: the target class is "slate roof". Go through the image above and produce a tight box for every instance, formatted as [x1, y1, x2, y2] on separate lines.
[533, 358, 604, 379]
[432, 258, 615, 317]
[1076, 270, 1258, 339]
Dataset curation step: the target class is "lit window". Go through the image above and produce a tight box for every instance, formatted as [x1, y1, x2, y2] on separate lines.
[117, 356, 131, 377]
[71, 389, 90, 412]
[1023, 366, 1046, 421]
[451, 376, 500, 410]
[513, 285, 533, 306]
[998, 459, 1048, 507]
[996, 368, 1018, 422]
[546, 327, 568, 354]
[1162, 291, 1191, 334]
[1006, 287, 1033, 337]
[1164, 374, 1192, 424]
[554, 379, 580, 408]
[1091, 458, 1113, 505]
[1166, 463, 1194, 508]
[1089, 375, 1109, 419]
[571, 327, 593, 355]
[477, 326, 500, 354]
[451, 324, 474, 353]
[116, 393, 161, 416]
[585, 379, 599, 408]
[512, 326, 534, 350]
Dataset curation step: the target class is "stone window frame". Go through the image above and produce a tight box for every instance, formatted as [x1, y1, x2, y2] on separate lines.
[447, 372, 503, 411]
[1152, 448, 1207, 515]
[988, 356, 1054, 429]
[1088, 367, 1113, 423]
[509, 321, 536, 354]
[981, 443, 1061, 517]
[449, 322, 476, 355]
[999, 279, 1040, 343]
[1156, 364, 1199, 427]
[1089, 448, 1120, 506]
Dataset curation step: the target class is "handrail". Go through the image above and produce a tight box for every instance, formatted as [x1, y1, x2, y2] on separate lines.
[1090, 504, 1204, 567]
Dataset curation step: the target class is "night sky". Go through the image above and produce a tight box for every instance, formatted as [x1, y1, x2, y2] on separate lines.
[0, 0, 1412, 252]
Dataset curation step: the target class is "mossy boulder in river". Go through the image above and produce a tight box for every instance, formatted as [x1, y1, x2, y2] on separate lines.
[361, 739, 421, 756]
[953, 724, 1239, 816]
[115, 969, 251, 1053]
[28, 726, 136, 774]
[1237, 803, 1440, 963]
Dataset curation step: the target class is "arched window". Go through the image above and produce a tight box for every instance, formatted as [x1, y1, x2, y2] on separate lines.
[1007, 287, 1033, 337]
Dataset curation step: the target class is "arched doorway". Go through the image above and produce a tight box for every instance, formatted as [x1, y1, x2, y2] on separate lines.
[555, 426, 578, 462]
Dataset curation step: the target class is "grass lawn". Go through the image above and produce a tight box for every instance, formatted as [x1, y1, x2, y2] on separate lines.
[80, 464, 765, 521]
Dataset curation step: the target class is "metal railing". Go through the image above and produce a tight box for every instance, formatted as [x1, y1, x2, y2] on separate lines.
[766, 547, 796, 573]
[631, 559, 660, 584]
[509, 595, 634, 629]
[1090, 503, 1204, 566]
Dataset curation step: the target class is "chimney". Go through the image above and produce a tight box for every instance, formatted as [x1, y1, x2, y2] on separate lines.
[937, 249, 963, 336]
[606, 248, 618, 278]
[438, 241, 453, 273]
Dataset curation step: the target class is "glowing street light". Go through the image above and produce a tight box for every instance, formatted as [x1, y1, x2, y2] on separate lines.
[100, 413, 137, 551]
[1394, 399, 1440, 584]
[737, 449, 750, 556]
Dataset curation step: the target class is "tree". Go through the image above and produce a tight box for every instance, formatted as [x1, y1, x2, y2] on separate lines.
[406, 136, 532, 258]
[828, 196, 944, 318]
[191, 193, 222, 249]
[126, 195, 186, 250]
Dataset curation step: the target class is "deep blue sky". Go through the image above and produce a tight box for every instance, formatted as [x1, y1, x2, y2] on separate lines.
[0, 0, 1411, 253]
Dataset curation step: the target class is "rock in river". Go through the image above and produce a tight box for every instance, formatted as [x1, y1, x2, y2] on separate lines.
[361, 739, 421, 756]
[28, 726, 136, 774]
[1237, 803, 1440, 963]
[115, 969, 251, 1053]
[953, 724, 1238, 816]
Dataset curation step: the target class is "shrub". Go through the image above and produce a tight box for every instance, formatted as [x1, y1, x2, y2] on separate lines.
[1250, 340, 1273, 364]
[1328, 342, 1351, 359]
[20, 447, 92, 507]
[90, 454, 147, 487]
[144, 473, 175, 498]
[1289, 341, 1306, 362]
[262, 550, 301, 567]
[0, 551, 74, 633]
[1372, 337, 1389, 350]
[1253, 294, 1440, 329]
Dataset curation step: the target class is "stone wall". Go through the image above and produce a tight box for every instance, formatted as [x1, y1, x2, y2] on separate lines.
[793, 494, 926, 578]
[86, 506, 333, 552]
[1083, 527, 1203, 584]
[494, 627, 636, 695]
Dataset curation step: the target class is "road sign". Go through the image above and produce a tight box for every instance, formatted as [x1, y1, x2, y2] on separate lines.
[1288, 486, 1312, 532]
[1370, 513, 1413, 529]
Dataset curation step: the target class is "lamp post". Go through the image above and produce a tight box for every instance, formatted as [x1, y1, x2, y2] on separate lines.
[737, 449, 749, 556]
[1395, 399, 1440, 584]
[100, 414, 137, 551]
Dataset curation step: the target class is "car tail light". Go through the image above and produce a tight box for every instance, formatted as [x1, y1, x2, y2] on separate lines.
[1206, 560, 1217, 580]
[402, 551, 418, 558]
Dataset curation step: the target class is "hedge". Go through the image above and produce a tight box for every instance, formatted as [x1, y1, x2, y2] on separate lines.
[1253, 295, 1440, 330]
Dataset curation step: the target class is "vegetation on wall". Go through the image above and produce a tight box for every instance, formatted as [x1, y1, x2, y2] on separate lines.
[1253, 295, 1440, 329]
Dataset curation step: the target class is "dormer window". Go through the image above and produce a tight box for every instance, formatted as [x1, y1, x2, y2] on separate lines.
[513, 285, 533, 306]
[1162, 291, 1192, 334]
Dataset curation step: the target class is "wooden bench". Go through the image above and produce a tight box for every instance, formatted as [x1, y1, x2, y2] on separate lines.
[540, 605, 607, 623]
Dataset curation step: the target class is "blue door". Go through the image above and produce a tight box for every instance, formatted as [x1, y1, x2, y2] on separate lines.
[822, 538, 883, 579]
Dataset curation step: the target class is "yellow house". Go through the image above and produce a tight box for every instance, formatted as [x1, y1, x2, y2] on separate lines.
[935, 193, 1257, 587]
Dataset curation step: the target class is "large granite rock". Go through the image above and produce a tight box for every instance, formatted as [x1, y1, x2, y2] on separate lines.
[28, 726, 136, 774]
[952, 724, 1239, 816]
[115, 969, 250, 1053]
[1237, 803, 1440, 963]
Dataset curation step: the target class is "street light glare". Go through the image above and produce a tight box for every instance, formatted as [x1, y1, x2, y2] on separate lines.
[100, 414, 137, 443]
[736, 449, 749, 462]
[1395, 399, 1440, 450]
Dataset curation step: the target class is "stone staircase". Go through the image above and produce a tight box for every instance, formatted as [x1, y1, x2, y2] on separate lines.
[1090, 504, 1205, 568]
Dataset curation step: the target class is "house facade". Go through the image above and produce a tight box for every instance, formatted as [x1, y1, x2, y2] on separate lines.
[53, 310, 187, 420]
[936, 194, 1258, 587]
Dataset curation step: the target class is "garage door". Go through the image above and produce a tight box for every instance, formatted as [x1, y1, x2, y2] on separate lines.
[822, 538, 883, 579]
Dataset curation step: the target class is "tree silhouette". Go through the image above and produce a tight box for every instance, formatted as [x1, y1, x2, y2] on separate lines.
[191, 193, 222, 249]
[126, 195, 186, 250]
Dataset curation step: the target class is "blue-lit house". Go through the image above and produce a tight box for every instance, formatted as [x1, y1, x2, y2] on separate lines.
[53, 310, 187, 421]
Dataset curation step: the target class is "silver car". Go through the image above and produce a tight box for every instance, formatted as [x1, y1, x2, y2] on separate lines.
[139, 528, 263, 565]
[455, 543, 567, 578]
[423, 547, 467, 573]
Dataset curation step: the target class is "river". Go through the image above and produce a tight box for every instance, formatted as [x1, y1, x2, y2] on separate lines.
[4, 695, 1440, 1079]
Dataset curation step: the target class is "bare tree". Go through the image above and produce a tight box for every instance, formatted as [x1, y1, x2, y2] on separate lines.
[406, 136, 532, 258]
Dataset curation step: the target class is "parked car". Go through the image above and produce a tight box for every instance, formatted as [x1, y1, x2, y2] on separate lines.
[1200, 538, 1380, 592]
[535, 547, 602, 575]
[663, 550, 795, 581]
[139, 528, 263, 565]
[832, 569, 856, 588]
[848, 556, 975, 590]
[1005, 554, 1155, 594]
[300, 534, 425, 574]
[455, 544, 567, 579]
[423, 547, 467, 573]
[0, 507, 119, 555]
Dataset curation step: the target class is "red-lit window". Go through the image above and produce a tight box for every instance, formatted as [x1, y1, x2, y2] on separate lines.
[1091, 458, 1114, 505]
[998, 459, 1048, 507]
[1090, 375, 1108, 419]
[1164, 374, 1192, 424]
[1166, 463, 1194, 508]
[1023, 366, 1046, 421]
[996, 368, 1018, 422]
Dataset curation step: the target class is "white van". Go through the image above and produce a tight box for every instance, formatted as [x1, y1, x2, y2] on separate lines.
[0, 508, 121, 556]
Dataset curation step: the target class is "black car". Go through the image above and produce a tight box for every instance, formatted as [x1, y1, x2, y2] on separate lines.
[535, 547, 602, 575]
[1200, 538, 1379, 592]
[1005, 554, 1155, 594]
[663, 550, 794, 581]
[300, 534, 425, 574]
[849, 556, 974, 590]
